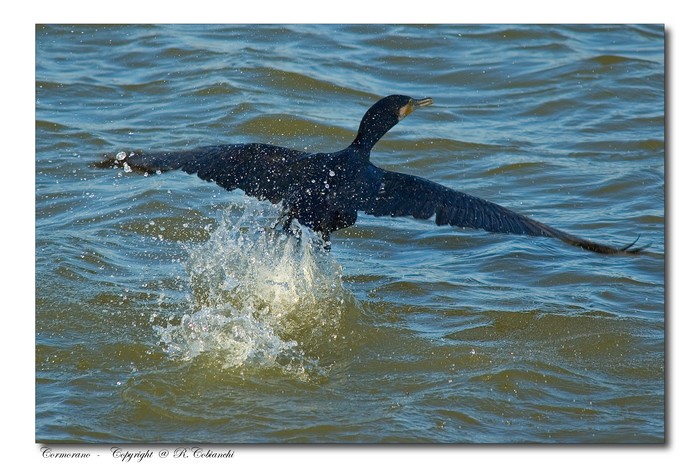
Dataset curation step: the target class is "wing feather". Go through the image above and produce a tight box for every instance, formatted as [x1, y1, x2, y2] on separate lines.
[99, 143, 308, 204]
[362, 168, 642, 254]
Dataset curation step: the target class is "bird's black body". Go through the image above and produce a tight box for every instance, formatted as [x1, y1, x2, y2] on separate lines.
[98, 95, 643, 254]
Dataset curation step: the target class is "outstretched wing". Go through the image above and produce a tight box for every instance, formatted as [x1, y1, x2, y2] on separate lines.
[362, 167, 642, 254]
[98, 143, 308, 203]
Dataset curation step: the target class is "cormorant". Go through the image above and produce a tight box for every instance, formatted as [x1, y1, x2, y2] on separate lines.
[97, 94, 643, 254]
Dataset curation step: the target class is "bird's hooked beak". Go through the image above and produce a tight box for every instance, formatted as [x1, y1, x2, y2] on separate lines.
[398, 97, 433, 120]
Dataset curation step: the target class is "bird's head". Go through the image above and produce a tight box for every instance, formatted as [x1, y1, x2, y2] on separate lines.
[351, 95, 433, 151]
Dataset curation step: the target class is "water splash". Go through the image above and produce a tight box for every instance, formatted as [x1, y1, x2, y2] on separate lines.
[154, 201, 350, 377]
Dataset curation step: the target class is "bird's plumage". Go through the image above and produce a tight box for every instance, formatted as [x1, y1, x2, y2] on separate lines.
[97, 95, 643, 254]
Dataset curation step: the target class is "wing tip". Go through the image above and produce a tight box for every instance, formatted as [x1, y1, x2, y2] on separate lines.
[617, 234, 650, 255]
[92, 152, 124, 170]
[93, 150, 162, 174]
[567, 233, 649, 255]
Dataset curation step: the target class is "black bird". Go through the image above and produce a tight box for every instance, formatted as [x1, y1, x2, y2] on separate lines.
[97, 94, 643, 254]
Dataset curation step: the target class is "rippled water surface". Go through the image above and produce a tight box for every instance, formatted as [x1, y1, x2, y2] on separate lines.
[36, 24, 664, 443]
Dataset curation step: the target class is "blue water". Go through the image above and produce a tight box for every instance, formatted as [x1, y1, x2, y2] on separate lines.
[36, 24, 664, 443]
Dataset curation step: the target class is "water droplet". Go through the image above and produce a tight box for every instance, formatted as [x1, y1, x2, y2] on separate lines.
[152, 202, 348, 378]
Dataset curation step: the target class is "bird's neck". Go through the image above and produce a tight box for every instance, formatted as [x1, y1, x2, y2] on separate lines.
[350, 115, 394, 153]
[350, 135, 378, 154]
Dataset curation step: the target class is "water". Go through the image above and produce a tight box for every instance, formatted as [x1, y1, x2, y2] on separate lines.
[36, 24, 664, 443]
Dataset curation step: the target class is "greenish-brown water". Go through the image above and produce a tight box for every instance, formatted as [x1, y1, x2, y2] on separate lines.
[36, 24, 664, 443]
